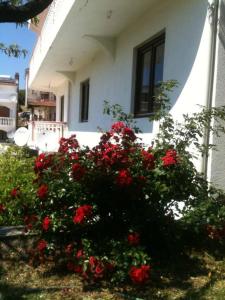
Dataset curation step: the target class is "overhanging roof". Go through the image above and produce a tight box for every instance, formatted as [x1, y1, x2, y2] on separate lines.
[29, 0, 157, 90]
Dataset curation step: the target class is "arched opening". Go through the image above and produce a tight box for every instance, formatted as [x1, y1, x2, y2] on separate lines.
[0, 130, 7, 141]
[0, 106, 10, 117]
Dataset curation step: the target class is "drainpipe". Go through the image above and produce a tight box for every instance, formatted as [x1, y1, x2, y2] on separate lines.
[201, 0, 219, 178]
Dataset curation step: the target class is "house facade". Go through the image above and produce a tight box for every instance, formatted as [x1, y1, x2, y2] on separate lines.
[28, 0, 225, 188]
[0, 74, 18, 141]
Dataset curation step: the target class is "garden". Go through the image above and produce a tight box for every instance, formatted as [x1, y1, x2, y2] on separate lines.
[1, 83, 225, 299]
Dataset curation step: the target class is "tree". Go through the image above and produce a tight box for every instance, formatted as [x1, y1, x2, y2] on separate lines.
[0, 0, 54, 57]
[0, 0, 54, 23]
[18, 89, 25, 107]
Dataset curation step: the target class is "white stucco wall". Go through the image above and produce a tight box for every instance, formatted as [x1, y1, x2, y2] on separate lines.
[208, 0, 225, 189]
[52, 0, 211, 158]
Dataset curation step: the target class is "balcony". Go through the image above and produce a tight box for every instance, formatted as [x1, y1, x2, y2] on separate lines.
[0, 117, 16, 132]
[28, 121, 67, 151]
[29, 0, 75, 89]
[28, 0, 156, 90]
[27, 98, 56, 107]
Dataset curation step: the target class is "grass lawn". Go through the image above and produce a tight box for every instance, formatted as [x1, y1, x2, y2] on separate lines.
[1, 249, 225, 300]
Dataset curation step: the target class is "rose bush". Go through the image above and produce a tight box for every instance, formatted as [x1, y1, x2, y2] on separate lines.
[22, 103, 225, 284]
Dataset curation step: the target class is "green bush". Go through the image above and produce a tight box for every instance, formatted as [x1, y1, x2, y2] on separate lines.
[0, 145, 36, 225]
[1, 81, 225, 286]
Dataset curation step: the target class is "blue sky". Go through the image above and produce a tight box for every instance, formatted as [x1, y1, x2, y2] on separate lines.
[0, 23, 36, 89]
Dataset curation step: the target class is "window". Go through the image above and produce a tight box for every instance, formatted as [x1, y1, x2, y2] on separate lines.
[134, 33, 165, 116]
[40, 92, 49, 100]
[60, 96, 64, 122]
[80, 79, 90, 122]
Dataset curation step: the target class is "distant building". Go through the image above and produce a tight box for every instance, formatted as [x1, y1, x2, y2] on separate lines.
[25, 68, 56, 121]
[0, 74, 18, 141]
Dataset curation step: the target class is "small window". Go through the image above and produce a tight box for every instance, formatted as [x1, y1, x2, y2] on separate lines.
[41, 92, 49, 100]
[134, 33, 165, 116]
[80, 79, 90, 122]
[60, 96, 64, 122]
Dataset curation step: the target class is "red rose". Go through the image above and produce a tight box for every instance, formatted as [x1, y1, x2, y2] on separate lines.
[111, 121, 126, 132]
[128, 232, 140, 246]
[59, 135, 79, 153]
[34, 153, 52, 173]
[73, 205, 93, 224]
[74, 265, 83, 273]
[37, 184, 48, 199]
[65, 244, 73, 255]
[89, 256, 98, 267]
[122, 127, 136, 141]
[94, 263, 105, 278]
[42, 216, 51, 231]
[70, 153, 79, 161]
[0, 204, 5, 213]
[37, 239, 47, 252]
[10, 187, 20, 198]
[72, 163, 85, 181]
[73, 213, 84, 224]
[161, 149, 178, 167]
[129, 265, 151, 284]
[141, 150, 155, 169]
[76, 249, 84, 259]
[116, 169, 132, 187]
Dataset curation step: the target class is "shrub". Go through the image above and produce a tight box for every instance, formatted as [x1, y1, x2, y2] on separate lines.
[0, 145, 36, 225]
[26, 102, 225, 283]
[12, 81, 225, 284]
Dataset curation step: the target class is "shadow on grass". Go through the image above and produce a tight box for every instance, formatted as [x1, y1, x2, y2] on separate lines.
[180, 275, 218, 300]
[0, 282, 66, 300]
[2, 242, 225, 300]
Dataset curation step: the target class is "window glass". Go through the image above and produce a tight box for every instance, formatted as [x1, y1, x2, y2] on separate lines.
[134, 34, 165, 116]
[80, 80, 89, 122]
[139, 51, 151, 113]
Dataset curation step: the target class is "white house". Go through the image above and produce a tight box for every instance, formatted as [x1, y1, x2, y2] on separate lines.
[0, 74, 18, 140]
[28, 0, 225, 188]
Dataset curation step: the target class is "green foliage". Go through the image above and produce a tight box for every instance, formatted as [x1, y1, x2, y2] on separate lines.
[0, 42, 27, 58]
[18, 89, 25, 107]
[1, 80, 225, 286]
[149, 79, 178, 121]
[103, 100, 142, 133]
[102, 81, 225, 245]
[155, 105, 225, 157]
[0, 145, 36, 225]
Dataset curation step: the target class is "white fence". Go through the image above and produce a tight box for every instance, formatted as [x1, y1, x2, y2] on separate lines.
[28, 121, 67, 152]
[0, 117, 16, 132]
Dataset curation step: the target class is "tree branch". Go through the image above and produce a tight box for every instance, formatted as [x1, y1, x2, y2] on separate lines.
[0, 0, 54, 23]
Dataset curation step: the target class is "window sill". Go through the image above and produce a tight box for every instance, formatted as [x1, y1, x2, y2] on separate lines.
[133, 113, 154, 119]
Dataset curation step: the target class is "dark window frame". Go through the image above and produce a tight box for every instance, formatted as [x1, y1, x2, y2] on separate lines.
[80, 79, 90, 123]
[134, 33, 165, 117]
[60, 95, 64, 122]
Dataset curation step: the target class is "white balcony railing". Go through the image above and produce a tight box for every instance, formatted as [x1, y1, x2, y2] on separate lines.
[0, 117, 16, 132]
[29, 120, 67, 141]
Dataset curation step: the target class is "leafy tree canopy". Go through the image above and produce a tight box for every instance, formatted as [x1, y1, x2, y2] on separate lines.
[0, 0, 54, 57]
[0, 0, 54, 23]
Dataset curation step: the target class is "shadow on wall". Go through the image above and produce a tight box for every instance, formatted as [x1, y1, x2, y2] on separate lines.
[162, 0, 208, 114]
